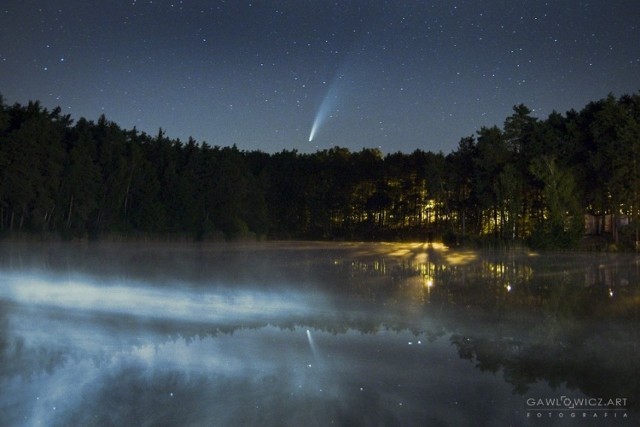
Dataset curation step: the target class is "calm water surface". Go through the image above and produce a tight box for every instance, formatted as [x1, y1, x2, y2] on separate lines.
[0, 242, 638, 426]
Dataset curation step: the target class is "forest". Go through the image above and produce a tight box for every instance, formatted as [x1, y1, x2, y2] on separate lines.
[0, 92, 638, 249]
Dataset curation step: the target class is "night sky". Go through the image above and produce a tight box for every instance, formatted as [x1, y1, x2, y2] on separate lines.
[1, 1, 639, 154]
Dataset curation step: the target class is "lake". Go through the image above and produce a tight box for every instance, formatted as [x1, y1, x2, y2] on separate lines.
[0, 241, 637, 426]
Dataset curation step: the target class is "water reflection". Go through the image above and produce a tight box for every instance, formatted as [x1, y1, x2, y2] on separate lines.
[330, 244, 640, 419]
[0, 242, 638, 426]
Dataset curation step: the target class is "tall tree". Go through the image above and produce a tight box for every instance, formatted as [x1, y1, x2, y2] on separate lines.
[474, 126, 510, 241]
[60, 118, 100, 236]
[447, 136, 479, 241]
[529, 156, 583, 248]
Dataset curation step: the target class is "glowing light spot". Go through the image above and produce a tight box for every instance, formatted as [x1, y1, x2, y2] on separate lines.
[390, 249, 410, 256]
[443, 250, 478, 265]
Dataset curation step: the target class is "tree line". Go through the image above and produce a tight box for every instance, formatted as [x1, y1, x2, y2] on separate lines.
[0, 92, 638, 248]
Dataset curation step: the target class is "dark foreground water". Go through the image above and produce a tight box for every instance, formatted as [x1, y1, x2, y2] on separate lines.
[0, 242, 638, 426]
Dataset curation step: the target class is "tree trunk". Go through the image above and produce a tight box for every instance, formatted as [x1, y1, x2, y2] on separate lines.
[123, 182, 131, 218]
[67, 195, 74, 228]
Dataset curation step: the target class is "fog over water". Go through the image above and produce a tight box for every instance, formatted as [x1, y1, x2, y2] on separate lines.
[0, 242, 638, 426]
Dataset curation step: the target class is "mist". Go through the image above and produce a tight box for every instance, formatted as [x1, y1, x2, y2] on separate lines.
[0, 242, 637, 425]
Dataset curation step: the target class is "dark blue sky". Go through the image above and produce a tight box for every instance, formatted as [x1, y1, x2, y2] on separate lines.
[1, 1, 639, 154]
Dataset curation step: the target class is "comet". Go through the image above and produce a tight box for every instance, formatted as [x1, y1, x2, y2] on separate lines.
[306, 328, 320, 366]
[308, 78, 342, 142]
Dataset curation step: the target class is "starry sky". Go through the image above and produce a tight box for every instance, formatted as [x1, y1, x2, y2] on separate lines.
[1, 1, 639, 154]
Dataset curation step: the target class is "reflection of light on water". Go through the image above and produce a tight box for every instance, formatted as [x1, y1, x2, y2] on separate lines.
[347, 241, 477, 266]
[443, 251, 477, 265]
[373, 260, 386, 274]
[389, 249, 410, 256]
[427, 242, 446, 250]
[419, 263, 436, 293]
[306, 329, 318, 361]
[493, 263, 506, 275]
[413, 253, 427, 263]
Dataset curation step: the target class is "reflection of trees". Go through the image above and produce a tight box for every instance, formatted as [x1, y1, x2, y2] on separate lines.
[2, 244, 639, 410]
[449, 321, 640, 410]
[5, 295, 639, 412]
[333, 250, 640, 410]
[332, 249, 640, 318]
[0, 303, 72, 380]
